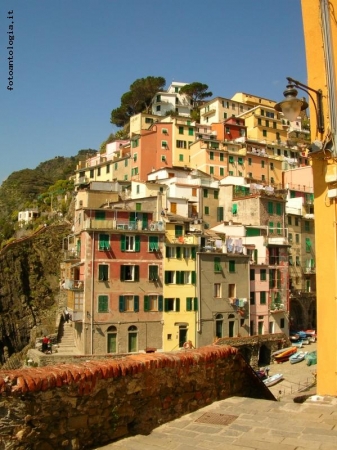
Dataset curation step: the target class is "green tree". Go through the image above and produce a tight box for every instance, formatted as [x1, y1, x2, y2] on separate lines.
[110, 76, 166, 127]
[179, 82, 213, 106]
[179, 82, 212, 122]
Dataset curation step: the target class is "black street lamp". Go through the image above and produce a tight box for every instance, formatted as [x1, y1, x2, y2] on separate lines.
[275, 77, 324, 135]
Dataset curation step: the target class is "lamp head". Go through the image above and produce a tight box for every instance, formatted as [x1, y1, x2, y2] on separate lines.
[275, 84, 308, 122]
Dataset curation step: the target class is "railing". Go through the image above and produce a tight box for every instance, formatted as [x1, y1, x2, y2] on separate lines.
[63, 250, 80, 260]
[166, 234, 199, 245]
[82, 219, 165, 232]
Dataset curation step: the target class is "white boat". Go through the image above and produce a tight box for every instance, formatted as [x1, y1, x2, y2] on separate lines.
[263, 373, 283, 387]
[289, 351, 307, 364]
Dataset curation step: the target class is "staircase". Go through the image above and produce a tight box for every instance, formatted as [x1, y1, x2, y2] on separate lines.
[57, 321, 79, 354]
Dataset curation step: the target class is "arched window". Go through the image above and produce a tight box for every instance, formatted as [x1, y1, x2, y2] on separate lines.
[128, 325, 138, 353]
[107, 326, 117, 353]
[215, 314, 223, 339]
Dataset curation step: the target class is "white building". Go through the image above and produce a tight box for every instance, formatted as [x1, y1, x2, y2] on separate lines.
[151, 82, 192, 117]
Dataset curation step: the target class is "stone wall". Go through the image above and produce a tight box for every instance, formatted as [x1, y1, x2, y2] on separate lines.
[216, 332, 291, 368]
[0, 345, 274, 450]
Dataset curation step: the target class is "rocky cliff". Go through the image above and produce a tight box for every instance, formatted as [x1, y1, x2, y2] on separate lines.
[0, 224, 70, 368]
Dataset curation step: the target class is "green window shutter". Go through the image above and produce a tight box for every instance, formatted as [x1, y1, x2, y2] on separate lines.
[165, 271, 169, 284]
[119, 295, 125, 312]
[260, 269, 266, 281]
[134, 266, 139, 281]
[149, 235, 159, 251]
[164, 298, 169, 312]
[269, 221, 274, 233]
[229, 260, 235, 272]
[306, 238, 311, 252]
[186, 297, 192, 311]
[277, 222, 281, 234]
[260, 292, 266, 305]
[76, 239, 81, 254]
[175, 225, 183, 237]
[191, 247, 196, 259]
[188, 128, 193, 136]
[217, 207, 224, 222]
[99, 265, 108, 281]
[214, 190, 219, 199]
[193, 297, 198, 311]
[134, 296, 139, 312]
[232, 204, 237, 214]
[176, 247, 181, 259]
[214, 257, 221, 272]
[220, 168, 224, 176]
[276, 203, 282, 215]
[158, 295, 163, 311]
[144, 295, 149, 311]
[229, 155, 234, 164]
[99, 234, 110, 250]
[98, 295, 108, 313]
[120, 265, 125, 281]
[238, 157, 243, 165]
[120, 235, 126, 252]
[135, 235, 140, 252]
[192, 271, 196, 284]
[176, 298, 180, 312]
[268, 202, 274, 214]
[95, 211, 105, 220]
[253, 249, 258, 263]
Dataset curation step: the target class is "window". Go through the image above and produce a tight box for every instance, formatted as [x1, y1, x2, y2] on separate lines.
[175, 225, 183, 237]
[271, 177, 275, 184]
[289, 255, 293, 265]
[119, 295, 139, 312]
[146, 117, 154, 124]
[95, 211, 105, 220]
[188, 128, 194, 136]
[148, 236, 159, 252]
[204, 206, 209, 215]
[179, 126, 184, 134]
[250, 269, 255, 280]
[120, 235, 140, 252]
[149, 265, 159, 281]
[97, 167, 101, 176]
[128, 326, 138, 352]
[229, 260, 235, 273]
[99, 234, 110, 251]
[258, 118, 262, 125]
[260, 269, 267, 281]
[305, 221, 310, 232]
[232, 204, 238, 215]
[98, 264, 108, 281]
[183, 247, 191, 259]
[124, 159, 128, 167]
[214, 257, 222, 273]
[276, 203, 282, 215]
[248, 157, 252, 166]
[220, 167, 224, 176]
[210, 151, 214, 160]
[238, 157, 243, 165]
[220, 153, 224, 161]
[228, 283, 236, 297]
[217, 206, 224, 222]
[164, 298, 180, 312]
[295, 234, 300, 244]
[161, 141, 168, 148]
[192, 187, 197, 196]
[288, 216, 292, 225]
[215, 314, 223, 338]
[268, 202, 274, 214]
[133, 153, 138, 162]
[186, 297, 198, 311]
[280, 318, 285, 329]
[210, 166, 214, 175]
[165, 246, 176, 258]
[107, 326, 117, 353]
[260, 292, 266, 305]
[262, 130, 267, 137]
[270, 162, 274, 170]
[296, 256, 300, 266]
[156, 105, 161, 112]
[229, 155, 234, 164]
[261, 160, 265, 168]
[203, 189, 208, 198]
[144, 295, 163, 312]
[265, 120, 269, 127]
[306, 238, 311, 252]
[250, 292, 255, 305]
[214, 283, 221, 297]
[295, 217, 299, 226]
[132, 139, 139, 148]
[269, 221, 274, 233]
[136, 185, 140, 194]
[98, 295, 108, 313]
[90, 169, 94, 178]
[179, 154, 184, 162]
[176, 140, 187, 148]
[277, 222, 281, 235]
[229, 171, 234, 176]
[164, 270, 175, 284]
[106, 164, 110, 174]
[120, 265, 139, 281]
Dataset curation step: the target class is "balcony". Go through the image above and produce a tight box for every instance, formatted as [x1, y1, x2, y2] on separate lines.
[64, 279, 84, 291]
[82, 219, 165, 232]
[166, 234, 199, 245]
[75, 176, 89, 186]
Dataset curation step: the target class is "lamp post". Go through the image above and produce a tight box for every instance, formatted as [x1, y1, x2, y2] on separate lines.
[275, 77, 324, 135]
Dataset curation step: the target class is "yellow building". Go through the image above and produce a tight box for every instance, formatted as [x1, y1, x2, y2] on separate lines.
[162, 219, 198, 351]
[300, 0, 337, 395]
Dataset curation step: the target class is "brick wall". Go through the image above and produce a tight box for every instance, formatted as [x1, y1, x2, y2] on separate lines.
[0, 345, 274, 449]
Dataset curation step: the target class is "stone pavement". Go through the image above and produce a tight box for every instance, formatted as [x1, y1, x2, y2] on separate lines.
[96, 342, 337, 450]
[97, 395, 337, 450]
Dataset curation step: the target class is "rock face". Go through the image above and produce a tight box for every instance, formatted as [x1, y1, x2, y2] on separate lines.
[0, 225, 70, 367]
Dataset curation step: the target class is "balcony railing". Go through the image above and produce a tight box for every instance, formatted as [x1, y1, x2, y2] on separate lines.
[166, 234, 199, 245]
[82, 219, 165, 232]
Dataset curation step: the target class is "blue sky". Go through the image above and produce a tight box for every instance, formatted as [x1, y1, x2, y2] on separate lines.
[0, 0, 307, 184]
